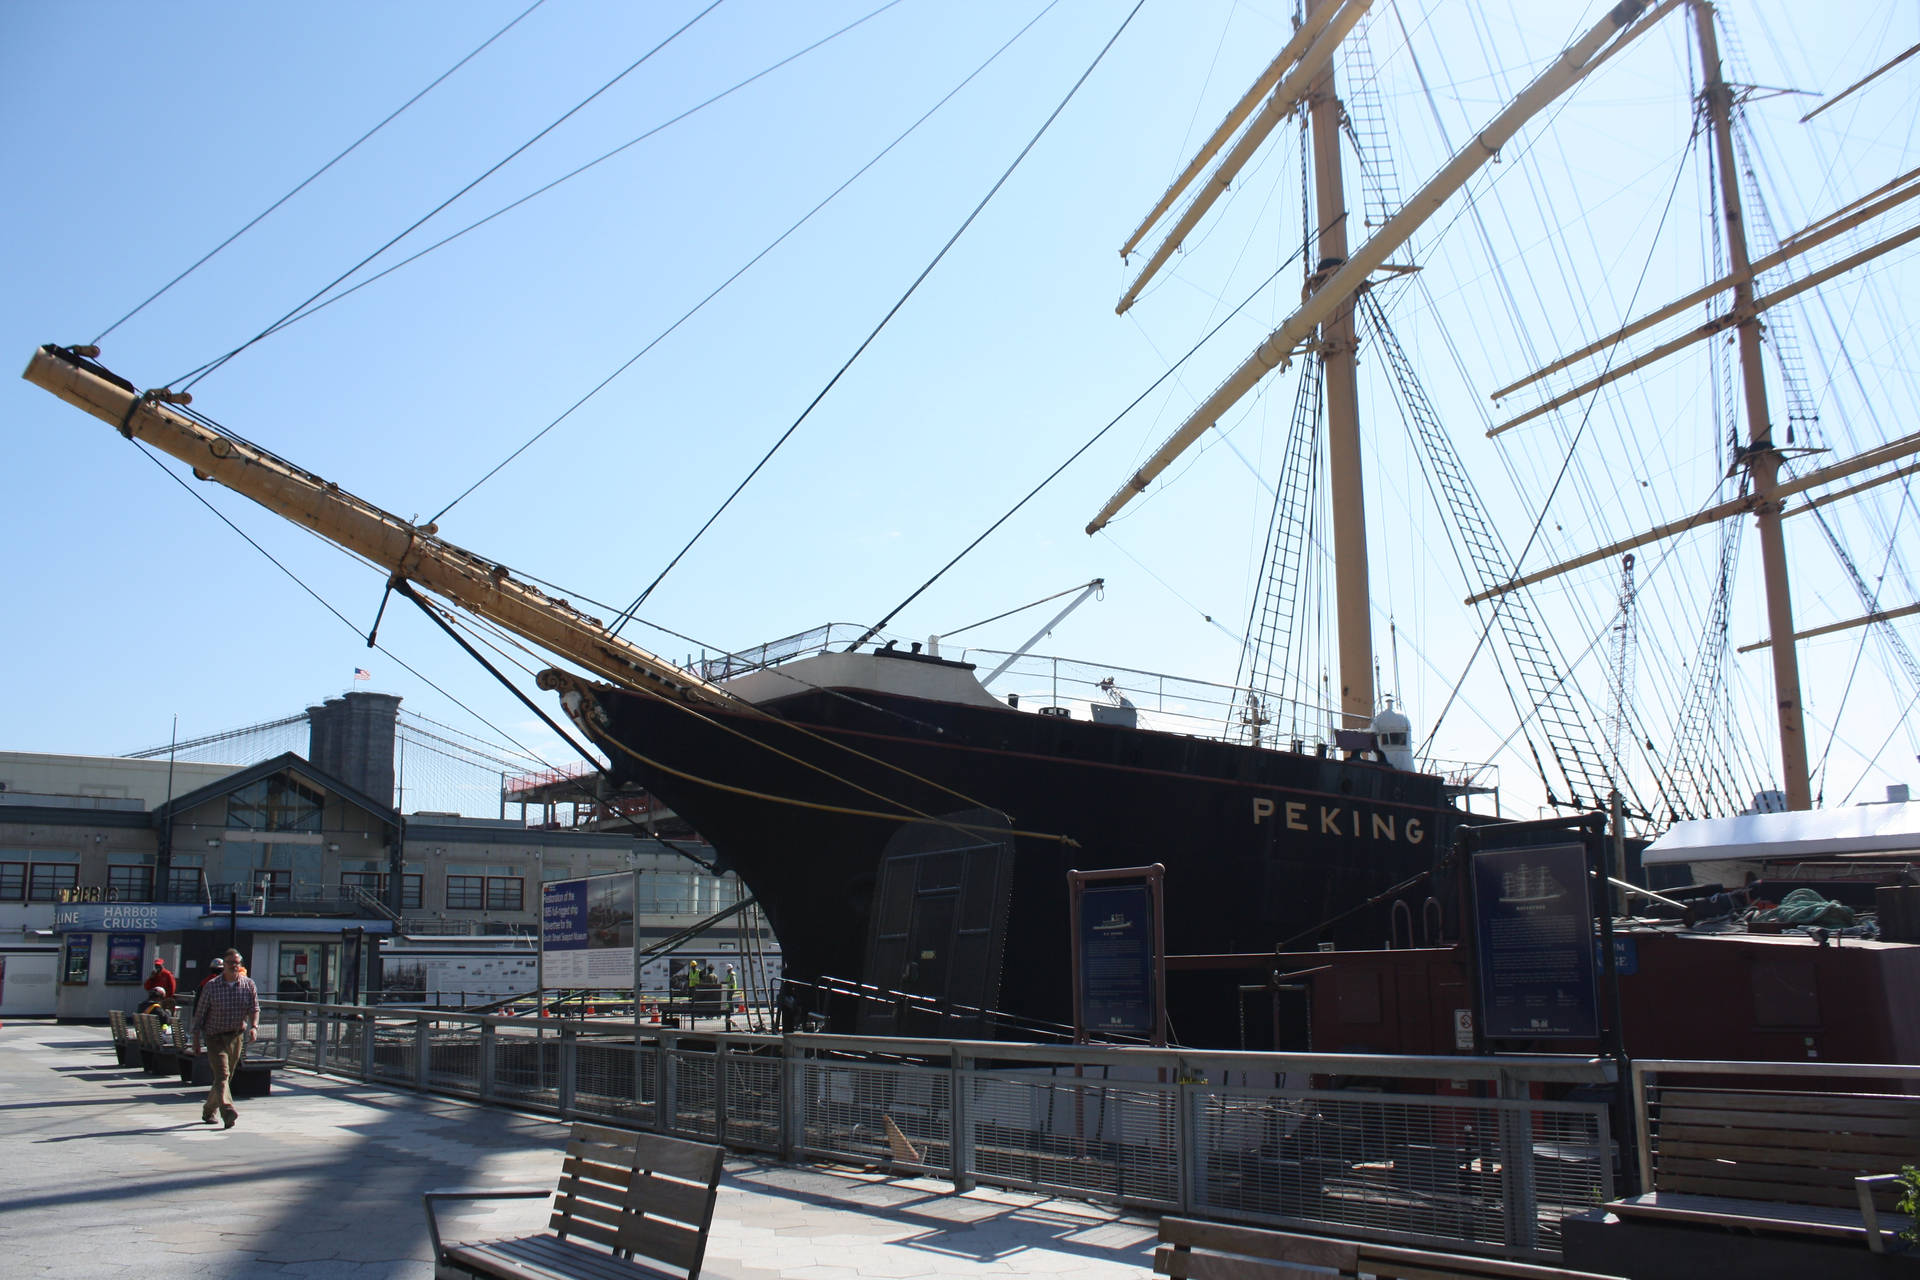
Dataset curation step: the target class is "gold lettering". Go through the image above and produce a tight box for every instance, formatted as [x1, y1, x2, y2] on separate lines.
[1286, 802, 1308, 831]
[1372, 813, 1396, 841]
[1406, 819, 1425, 845]
[1320, 807, 1341, 835]
[1252, 797, 1275, 824]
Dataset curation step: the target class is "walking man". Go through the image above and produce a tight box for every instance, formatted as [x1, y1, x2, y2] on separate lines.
[191, 947, 259, 1129]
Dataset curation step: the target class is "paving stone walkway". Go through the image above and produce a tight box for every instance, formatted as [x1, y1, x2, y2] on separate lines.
[0, 1021, 1157, 1279]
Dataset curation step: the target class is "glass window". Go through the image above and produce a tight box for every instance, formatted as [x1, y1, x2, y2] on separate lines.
[253, 869, 292, 900]
[343, 872, 425, 912]
[107, 864, 153, 900]
[226, 775, 325, 832]
[446, 875, 484, 910]
[0, 863, 23, 902]
[485, 877, 524, 911]
[165, 866, 204, 903]
[30, 863, 78, 902]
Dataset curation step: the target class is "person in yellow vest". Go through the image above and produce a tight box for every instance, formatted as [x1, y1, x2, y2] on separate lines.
[723, 964, 740, 1030]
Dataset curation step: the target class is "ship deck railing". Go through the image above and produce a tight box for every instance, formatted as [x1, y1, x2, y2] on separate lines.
[695, 624, 1503, 774]
[254, 998, 1635, 1265]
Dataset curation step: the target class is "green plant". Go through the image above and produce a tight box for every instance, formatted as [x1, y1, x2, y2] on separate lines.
[1898, 1165, 1919, 1244]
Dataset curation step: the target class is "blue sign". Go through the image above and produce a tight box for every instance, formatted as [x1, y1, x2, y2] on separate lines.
[1078, 883, 1156, 1036]
[542, 875, 633, 987]
[543, 880, 589, 951]
[53, 903, 208, 933]
[1471, 843, 1599, 1039]
[63, 934, 93, 985]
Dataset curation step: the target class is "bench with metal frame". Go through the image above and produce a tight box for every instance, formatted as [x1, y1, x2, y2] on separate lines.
[424, 1120, 724, 1280]
[1155, 1216, 1628, 1280]
[1611, 1059, 1918, 1252]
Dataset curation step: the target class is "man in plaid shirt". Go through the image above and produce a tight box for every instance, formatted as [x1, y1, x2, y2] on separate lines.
[191, 947, 259, 1128]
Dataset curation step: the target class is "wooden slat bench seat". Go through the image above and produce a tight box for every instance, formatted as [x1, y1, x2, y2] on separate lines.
[1155, 1216, 1627, 1280]
[133, 1012, 183, 1076]
[109, 1010, 141, 1067]
[425, 1121, 723, 1280]
[1609, 1086, 1917, 1248]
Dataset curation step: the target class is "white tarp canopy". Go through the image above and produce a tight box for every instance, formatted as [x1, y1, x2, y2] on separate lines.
[1642, 800, 1920, 866]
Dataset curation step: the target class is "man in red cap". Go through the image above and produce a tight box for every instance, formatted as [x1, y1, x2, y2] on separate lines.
[143, 957, 177, 1005]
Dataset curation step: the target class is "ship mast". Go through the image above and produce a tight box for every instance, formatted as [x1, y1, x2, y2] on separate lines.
[1305, 0, 1374, 729]
[1693, 0, 1812, 809]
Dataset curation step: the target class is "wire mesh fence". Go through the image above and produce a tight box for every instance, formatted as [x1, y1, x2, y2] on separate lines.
[260, 1003, 1618, 1262]
[969, 1068, 1180, 1207]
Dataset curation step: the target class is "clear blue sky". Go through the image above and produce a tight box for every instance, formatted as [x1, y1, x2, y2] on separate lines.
[4, 1, 1915, 818]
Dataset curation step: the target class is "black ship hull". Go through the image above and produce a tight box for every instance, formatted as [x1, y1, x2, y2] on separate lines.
[588, 665, 1458, 1046]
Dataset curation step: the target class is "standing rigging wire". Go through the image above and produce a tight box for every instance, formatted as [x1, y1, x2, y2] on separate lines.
[851, 226, 1312, 656]
[250, 0, 913, 364]
[91, 0, 550, 347]
[620, 0, 1151, 635]
[169, 0, 729, 394]
[1392, 4, 1727, 778]
[125, 425, 743, 877]
[125, 438, 602, 787]
[426, 0, 1043, 529]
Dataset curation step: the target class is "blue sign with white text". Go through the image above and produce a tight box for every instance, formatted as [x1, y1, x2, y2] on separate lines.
[1471, 843, 1599, 1040]
[1078, 883, 1155, 1036]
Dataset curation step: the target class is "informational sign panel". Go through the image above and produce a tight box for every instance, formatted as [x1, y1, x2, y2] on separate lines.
[541, 873, 635, 988]
[63, 934, 93, 985]
[1471, 842, 1599, 1039]
[1078, 883, 1156, 1036]
[105, 934, 145, 984]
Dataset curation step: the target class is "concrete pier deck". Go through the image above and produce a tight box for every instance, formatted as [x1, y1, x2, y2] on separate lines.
[0, 1022, 1156, 1279]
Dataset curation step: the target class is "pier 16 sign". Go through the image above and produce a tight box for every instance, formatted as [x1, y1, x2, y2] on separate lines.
[540, 873, 636, 988]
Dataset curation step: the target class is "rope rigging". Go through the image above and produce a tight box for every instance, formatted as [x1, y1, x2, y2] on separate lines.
[170, 0, 730, 393]
[616, 0, 1148, 632]
[425, 0, 1035, 529]
[91, 0, 551, 346]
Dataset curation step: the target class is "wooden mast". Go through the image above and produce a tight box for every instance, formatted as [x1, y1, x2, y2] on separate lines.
[1693, 0, 1812, 809]
[1305, 0, 1374, 729]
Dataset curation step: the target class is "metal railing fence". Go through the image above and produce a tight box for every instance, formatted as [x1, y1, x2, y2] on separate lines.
[260, 1001, 1614, 1261]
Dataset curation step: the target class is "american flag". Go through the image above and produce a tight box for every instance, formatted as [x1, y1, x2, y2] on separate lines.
[353, 668, 371, 681]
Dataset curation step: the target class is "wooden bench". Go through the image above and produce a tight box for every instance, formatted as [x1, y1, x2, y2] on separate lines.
[1155, 1217, 1627, 1280]
[1608, 1085, 1917, 1249]
[170, 1016, 283, 1096]
[133, 1012, 184, 1076]
[424, 1121, 724, 1280]
[108, 1010, 141, 1067]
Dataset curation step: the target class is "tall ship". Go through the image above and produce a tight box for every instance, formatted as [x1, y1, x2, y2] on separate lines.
[19, 1, 1920, 1044]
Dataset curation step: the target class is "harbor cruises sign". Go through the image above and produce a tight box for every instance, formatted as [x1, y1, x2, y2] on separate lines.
[540, 872, 636, 988]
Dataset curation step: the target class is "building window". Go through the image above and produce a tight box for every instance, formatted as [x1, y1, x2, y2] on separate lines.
[343, 871, 422, 912]
[0, 863, 23, 902]
[107, 865, 154, 900]
[446, 875, 485, 910]
[29, 863, 79, 902]
[226, 775, 325, 833]
[165, 866, 204, 903]
[252, 869, 292, 900]
[485, 877, 524, 911]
